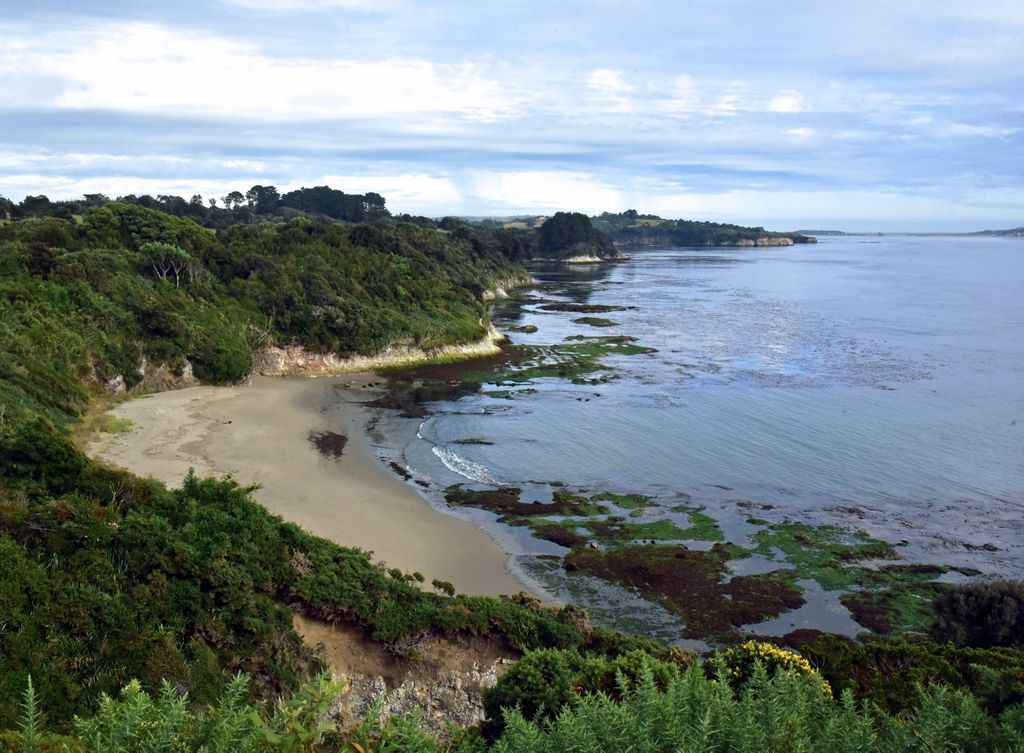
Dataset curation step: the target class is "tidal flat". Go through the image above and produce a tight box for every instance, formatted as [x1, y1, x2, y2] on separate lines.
[370, 238, 1024, 646]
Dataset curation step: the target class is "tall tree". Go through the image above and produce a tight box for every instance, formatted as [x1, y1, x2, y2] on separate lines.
[245, 185, 280, 213]
[222, 191, 245, 211]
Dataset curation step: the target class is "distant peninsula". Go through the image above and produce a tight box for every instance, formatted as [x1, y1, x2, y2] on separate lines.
[794, 227, 1024, 238]
[592, 210, 816, 247]
[973, 226, 1024, 237]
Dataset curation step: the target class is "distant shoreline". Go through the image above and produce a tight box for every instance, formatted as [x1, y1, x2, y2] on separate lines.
[794, 230, 1024, 238]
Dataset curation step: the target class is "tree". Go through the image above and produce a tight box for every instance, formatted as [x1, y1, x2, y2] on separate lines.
[140, 241, 198, 288]
[0, 194, 12, 220]
[537, 211, 615, 259]
[222, 191, 245, 211]
[245, 185, 280, 213]
[363, 192, 389, 219]
[17, 195, 53, 217]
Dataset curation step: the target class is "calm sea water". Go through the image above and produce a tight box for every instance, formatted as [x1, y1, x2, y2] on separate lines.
[379, 236, 1023, 622]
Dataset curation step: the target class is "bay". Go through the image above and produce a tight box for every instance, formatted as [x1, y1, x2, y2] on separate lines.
[378, 236, 1024, 640]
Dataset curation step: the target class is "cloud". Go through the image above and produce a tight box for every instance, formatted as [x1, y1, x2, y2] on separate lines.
[465, 170, 626, 213]
[787, 127, 817, 139]
[220, 0, 387, 9]
[303, 172, 461, 212]
[587, 68, 633, 111]
[0, 3, 1020, 229]
[652, 73, 700, 115]
[770, 89, 804, 113]
[4, 22, 515, 123]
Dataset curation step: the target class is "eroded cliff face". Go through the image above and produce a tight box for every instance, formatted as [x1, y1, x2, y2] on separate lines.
[615, 234, 814, 247]
[101, 357, 200, 395]
[99, 276, 529, 394]
[293, 614, 517, 736]
[97, 331, 507, 395]
[252, 274, 527, 377]
[729, 237, 795, 247]
[481, 272, 534, 301]
[252, 325, 508, 377]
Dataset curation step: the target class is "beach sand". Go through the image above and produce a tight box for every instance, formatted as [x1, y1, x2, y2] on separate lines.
[87, 375, 526, 596]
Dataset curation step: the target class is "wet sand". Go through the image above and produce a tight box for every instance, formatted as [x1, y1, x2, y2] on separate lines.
[87, 375, 526, 596]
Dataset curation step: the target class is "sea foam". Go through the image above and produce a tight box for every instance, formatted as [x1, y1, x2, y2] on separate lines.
[432, 445, 502, 486]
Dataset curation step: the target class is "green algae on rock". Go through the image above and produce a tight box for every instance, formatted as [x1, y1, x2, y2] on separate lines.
[572, 316, 618, 327]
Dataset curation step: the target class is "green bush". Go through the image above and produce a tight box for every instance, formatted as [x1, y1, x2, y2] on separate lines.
[492, 664, 1024, 753]
[481, 648, 689, 737]
[711, 640, 832, 695]
[931, 581, 1024, 649]
[802, 635, 1024, 715]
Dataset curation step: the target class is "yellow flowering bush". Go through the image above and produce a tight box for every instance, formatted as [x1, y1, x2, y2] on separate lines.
[714, 641, 832, 696]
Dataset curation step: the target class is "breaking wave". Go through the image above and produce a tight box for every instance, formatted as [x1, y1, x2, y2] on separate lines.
[432, 445, 502, 486]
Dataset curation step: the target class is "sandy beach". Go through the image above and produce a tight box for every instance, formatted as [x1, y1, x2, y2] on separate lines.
[87, 375, 526, 596]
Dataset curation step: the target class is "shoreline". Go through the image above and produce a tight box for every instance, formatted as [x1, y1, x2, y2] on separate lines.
[87, 374, 529, 597]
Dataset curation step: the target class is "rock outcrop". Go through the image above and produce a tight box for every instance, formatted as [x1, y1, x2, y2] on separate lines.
[481, 272, 534, 301]
[101, 357, 199, 395]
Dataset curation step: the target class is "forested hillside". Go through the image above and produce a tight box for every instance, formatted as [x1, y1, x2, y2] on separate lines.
[593, 210, 816, 246]
[1, 196, 665, 729]
[0, 200, 527, 427]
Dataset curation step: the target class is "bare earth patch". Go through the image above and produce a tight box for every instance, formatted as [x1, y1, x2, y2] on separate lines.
[293, 613, 517, 733]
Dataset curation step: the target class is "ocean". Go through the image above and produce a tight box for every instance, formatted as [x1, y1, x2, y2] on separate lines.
[373, 236, 1024, 643]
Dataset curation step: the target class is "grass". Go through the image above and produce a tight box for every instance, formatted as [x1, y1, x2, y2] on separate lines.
[72, 406, 135, 446]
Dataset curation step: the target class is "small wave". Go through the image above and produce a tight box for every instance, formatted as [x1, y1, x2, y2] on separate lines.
[432, 445, 503, 486]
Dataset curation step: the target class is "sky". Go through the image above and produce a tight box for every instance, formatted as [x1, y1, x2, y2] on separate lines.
[0, 1, 1022, 231]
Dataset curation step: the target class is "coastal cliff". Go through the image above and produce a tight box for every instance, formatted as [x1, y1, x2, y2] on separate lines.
[252, 325, 508, 377]
[481, 272, 535, 300]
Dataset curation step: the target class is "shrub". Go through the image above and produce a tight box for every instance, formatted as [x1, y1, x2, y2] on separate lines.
[931, 581, 1024, 649]
[492, 664, 1024, 753]
[801, 634, 1024, 715]
[481, 648, 688, 737]
[712, 640, 832, 696]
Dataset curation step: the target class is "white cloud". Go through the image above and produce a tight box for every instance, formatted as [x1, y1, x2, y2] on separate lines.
[0, 174, 262, 201]
[769, 89, 804, 113]
[220, 0, 390, 10]
[303, 173, 461, 213]
[5, 22, 514, 123]
[787, 127, 817, 139]
[221, 159, 268, 172]
[466, 170, 626, 214]
[658, 73, 700, 114]
[946, 123, 1017, 139]
[705, 81, 746, 115]
[587, 68, 633, 112]
[641, 187, 1024, 228]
